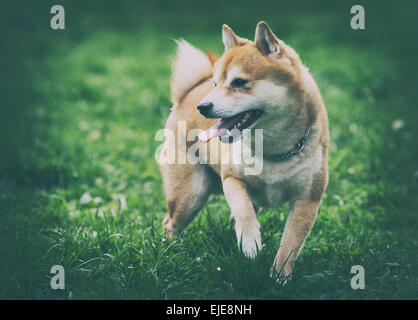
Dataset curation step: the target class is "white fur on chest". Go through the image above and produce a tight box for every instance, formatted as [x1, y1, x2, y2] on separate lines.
[232, 145, 323, 207]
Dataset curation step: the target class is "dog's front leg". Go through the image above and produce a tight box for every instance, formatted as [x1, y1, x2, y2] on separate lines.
[222, 177, 262, 258]
[273, 200, 319, 276]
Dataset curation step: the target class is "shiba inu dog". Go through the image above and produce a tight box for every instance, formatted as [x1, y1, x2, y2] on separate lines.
[160, 21, 329, 276]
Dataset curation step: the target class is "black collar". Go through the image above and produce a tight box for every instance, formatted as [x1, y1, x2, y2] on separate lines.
[265, 127, 311, 162]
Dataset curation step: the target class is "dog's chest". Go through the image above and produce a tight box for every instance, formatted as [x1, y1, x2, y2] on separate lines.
[233, 148, 322, 207]
[249, 181, 287, 207]
[246, 169, 310, 207]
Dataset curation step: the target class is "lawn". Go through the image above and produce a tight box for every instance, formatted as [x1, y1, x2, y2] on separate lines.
[0, 0, 417, 299]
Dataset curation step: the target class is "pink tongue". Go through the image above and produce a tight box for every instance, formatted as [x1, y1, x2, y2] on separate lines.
[198, 116, 241, 143]
[198, 121, 225, 143]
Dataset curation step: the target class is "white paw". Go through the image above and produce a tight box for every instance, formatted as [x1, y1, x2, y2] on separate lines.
[235, 220, 262, 259]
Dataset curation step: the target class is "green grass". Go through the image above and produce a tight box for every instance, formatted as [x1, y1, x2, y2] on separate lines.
[0, 0, 417, 299]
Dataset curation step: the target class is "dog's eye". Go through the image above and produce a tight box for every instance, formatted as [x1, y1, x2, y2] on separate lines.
[231, 78, 248, 88]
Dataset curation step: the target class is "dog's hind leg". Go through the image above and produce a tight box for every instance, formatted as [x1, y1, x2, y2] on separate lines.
[273, 200, 319, 276]
[161, 163, 212, 237]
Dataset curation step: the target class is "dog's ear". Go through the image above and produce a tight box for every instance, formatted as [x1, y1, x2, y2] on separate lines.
[222, 24, 240, 50]
[254, 21, 282, 58]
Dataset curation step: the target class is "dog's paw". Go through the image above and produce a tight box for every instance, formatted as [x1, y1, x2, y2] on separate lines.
[241, 237, 262, 259]
[162, 215, 174, 239]
[236, 220, 262, 259]
[269, 266, 292, 285]
[271, 255, 294, 279]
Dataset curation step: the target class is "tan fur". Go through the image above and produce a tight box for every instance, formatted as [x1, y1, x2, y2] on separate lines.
[161, 21, 329, 276]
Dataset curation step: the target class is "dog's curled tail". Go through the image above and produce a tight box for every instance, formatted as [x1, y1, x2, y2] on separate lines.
[171, 40, 213, 106]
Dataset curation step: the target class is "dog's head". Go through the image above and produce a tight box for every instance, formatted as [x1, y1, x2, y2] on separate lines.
[198, 21, 305, 143]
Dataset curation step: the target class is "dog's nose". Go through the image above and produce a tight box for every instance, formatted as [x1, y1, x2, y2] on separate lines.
[197, 102, 213, 116]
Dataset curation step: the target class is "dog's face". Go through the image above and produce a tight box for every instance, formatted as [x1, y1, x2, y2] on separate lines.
[198, 22, 303, 143]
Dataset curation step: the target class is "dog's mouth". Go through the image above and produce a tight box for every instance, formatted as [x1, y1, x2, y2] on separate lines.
[199, 110, 263, 143]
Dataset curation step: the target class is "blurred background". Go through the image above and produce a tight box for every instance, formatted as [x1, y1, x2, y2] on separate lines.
[0, 0, 417, 299]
